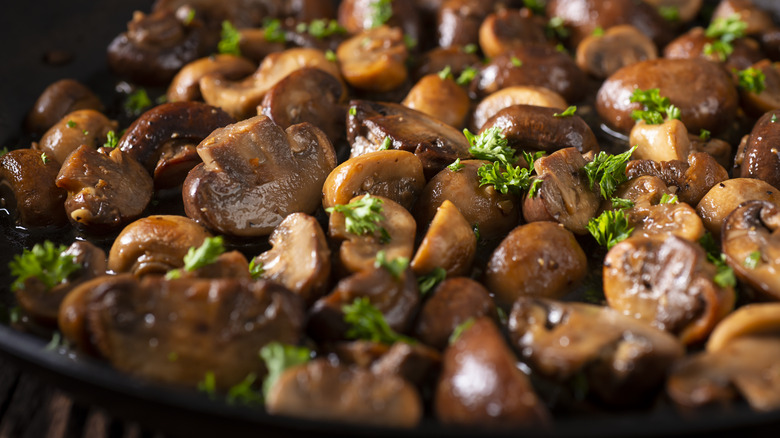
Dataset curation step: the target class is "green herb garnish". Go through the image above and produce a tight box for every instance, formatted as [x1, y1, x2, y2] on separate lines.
[263, 18, 286, 43]
[374, 250, 409, 279]
[736, 66, 766, 94]
[448, 158, 464, 172]
[66, 120, 77, 128]
[306, 19, 346, 39]
[546, 16, 570, 39]
[226, 373, 264, 406]
[449, 318, 475, 345]
[325, 49, 337, 62]
[744, 251, 762, 269]
[417, 267, 447, 295]
[197, 371, 217, 399]
[630, 88, 680, 124]
[259, 342, 311, 398]
[659, 193, 678, 204]
[659, 6, 680, 22]
[218, 20, 241, 56]
[586, 209, 634, 249]
[610, 197, 635, 210]
[41, 153, 49, 164]
[699, 129, 711, 141]
[522, 0, 546, 15]
[464, 126, 515, 166]
[326, 194, 390, 241]
[369, 0, 393, 28]
[343, 297, 415, 345]
[380, 136, 392, 150]
[477, 161, 536, 196]
[583, 146, 636, 199]
[553, 106, 577, 118]
[349, 106, 357, 116]
[703, 14, 747, 61]
[699, 232, 737, 288]
[592, 27, 604, 36]
[438, 65, 453, 80]
[125, 88, 153, 115]
[103, 130, 118, 148]
[510, 56, 523, 67]
[456, 66, 477, 86]
[463, 44, 478, 54]
[9, 241, 81, 291]
[249, 259, 264, 279]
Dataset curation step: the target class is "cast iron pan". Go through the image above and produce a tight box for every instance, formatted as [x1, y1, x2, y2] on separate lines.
[1, 1, 780, 436]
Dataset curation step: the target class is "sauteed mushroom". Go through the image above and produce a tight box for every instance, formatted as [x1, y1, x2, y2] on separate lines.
[436, 0, 493, 49]
[25, 79, 103, 134]
[696, 178, 780, 235]
[0, 149, 67, 227]
[336, 26, 408, 93]
[575, 25, 657, 80]
[411, 200, 476, 277]
[478, 8, 548, 59]
[401, 73, 470, 129]
[167, 55, 256, 102]
[37, 110, 118, 165]
[739, 109, 780, 190]
[472, 86, 568, 131]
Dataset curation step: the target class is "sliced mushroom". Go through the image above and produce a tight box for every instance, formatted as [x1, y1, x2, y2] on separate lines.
[337, 26, 408, 93]
[663, 26, 764, 71]
[696, 178, 780, 235]
[411, 200, 476, 277]
[307, 264, 420, 342]
[25, 79, 103, 134]
[118, 102, 234, 189]
[707, 303, 780, 352]
[182, 115, 337, 237]
[56, 146, 153, 231]
[259, 67, 346, 144]
[401, 73, 471, 129]
[36, 110, 118, 165]
[629, 119, 692, 163]
[596, 58, 739, 135]
[0, 149, 67, 227]
[523, 147, 601, 235]
[603, 235, 735, 345]
[414, 277, 497, 350]
[739, 109, 780, 190]
[167, 54, 256, 102]
[107, 8, 206, 85]
[85, 276, 305, 389]
[267, 359, 422, 428]
[414, 160, 520, 241]
[508, 298, 685, 405]
[436, 0, 493, 48]
[436, 317, 550, 427]
[575, 25, 657, 80]
[15, 241, 106, 326]
[200, 48, 342, 119]
[252, 213, 331, 306]
[478, 8, 548, 59]
[721, 200, 780, 300]
[322, 150, 425, 212]
[346, 100, 470, 179]
[329, 195, 416, 273]
[472, 86, 568, 132]
[625, 151, 729, 206]
[108, 215, 211, 276]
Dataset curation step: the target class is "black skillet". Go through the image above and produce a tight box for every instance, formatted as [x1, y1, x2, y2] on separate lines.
[1, 1, 780, 436]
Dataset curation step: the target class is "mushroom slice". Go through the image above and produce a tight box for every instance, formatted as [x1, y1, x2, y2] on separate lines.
[183, 115, 337, 237]
[108, 215, 211, 276]
[626, 151, 729, 206]
[414, 277, 497, 350]
[696, 178, 780, 235]
[480, 104, 599, 156]
[472, 86, 567, 132]
[478, 9, 548, 59]
[200, 48, 342, 119]
[16, 241, 106, 326]
[739, 109, 780, 190]
[603, 235, 735, 345]
[523, 148, 600, 235]
[25, 79, 103, 134]
[707, 303, 780, 352]
[337, 25, 408, 93]
[414, 159, 519, 241]
[329, 195, 416, 273]
[37, 110, 118, 165]
[118, 102, 234, 189]
[508, 298, 685, 406]
[167, 54, 256, 102]
[411, 200, 476, 277]
[322, 150, 425, 212]
[436, 317, 549, 427]
[307, 264, 420, 343]
[252, 213, 331, 306]
[259, 67, 346, 144]
[722, 200, 780, 300]
[0, 149, 67, 227]
[85, 276, 305, 389]
[56, 146, 153, 231]
[267, 359, 422, 428]
[629, 119, 692, 162]
[401, 73, 470, 129]
[575, 25, 657, 79]
[346, 100, 470, 179]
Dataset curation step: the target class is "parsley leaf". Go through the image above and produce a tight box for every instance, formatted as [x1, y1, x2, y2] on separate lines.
[610, 197, 635, 210]
[736, 66, 766, 94]
[744, 251, 761, 269]
[659, 193, 678, 204]
[342, 297, 415, 345]
[349, 106, 357, 116]
[583, 146, 637, 199]
[438, 65, 453, 80]
[226, 373, 264, 406]
[477, 161, 536, 196]
[306, 19, 346, 39]
[704, 14, 747, 61]
[326, 194, 390, 240]
[456, 66, 478, 86]
[586, 209, 634, 249]
[218, 20, 241, 56]
[699, 232, 736, 288]
[0, 147, 7, 156]
[41, 153, 49, 164]
[124, 88, 152, 115]
[325, 49, 337, 62]
[380, 136, 392, 150]
[374, 250, 409, 279]
[510, 56, 523, 67]
[659, 6, 680, 22]
[463, 44, 478, 54]
[449, 318, 475, 345]
[249, 258, 264, 279]
[183, 236, 225, 271]
[197, 371, 217, 399]
[417, 267, 446, 295]
[103, 130, 118, 148]
[448, 158, 464, 172]
[9, 241, 81, 291]
[592, 26, 604, 36]
[521, 150, 545, 172]
[263, 18, 286, 43]
[546, 16, 569, 39]
[553, 106, 577, 118]
[464, 126, 515, 166]
[522, 0, 546, 15]
[630, 88, 680, 124]
[259, 342, 311, 398]
[369, 0, 393, 28]
[66, 120, 77, 128]
[699, 129, 711, 141]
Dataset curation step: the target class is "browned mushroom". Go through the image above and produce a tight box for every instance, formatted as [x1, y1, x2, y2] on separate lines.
[167, 54, 256, 102]
[233, 28, 287, 63]
[707, 302, 780, 352]
[182, 115, 337, 237]
[739, 109, 780, 190]
[523, 148, 601, 235]
[346, 100, 470, 179]
[267, 359, 422, 427]
[251, 213, 331, 306]
[663, 26, 764, 71]
[401, 73, 471, 129]
[36, 110, 118, 165]
[322, 150, 426, 212]
[411, 200, 476, 277]
[478, 8, 548, 59]
[485, 222, 587, 309]
[412, 46, 481, 81]
[56, 145, 153, 231]
[337, 0, 421, 44]
[508, 298, 685, 405]
[369, 341, 441, 389]
[630, 119, 692, 163]
[596, 58, 739, 135]
[575, 25, 658, 80]
[696, 178, 780, 235]
[108, 215, 211, 276]
[259, 67, 346, 145]
[0, 149, 67, 227]
[437, 0, 494, 49]
[25, 79, 103, 134]
[712, 0, 775, 35]
[471, 86, 568, 131]
[721, 200, 780, 300]
[336, 26, 409, 93]
[436, 317, 550, 427]
[603, 234, 735, 345]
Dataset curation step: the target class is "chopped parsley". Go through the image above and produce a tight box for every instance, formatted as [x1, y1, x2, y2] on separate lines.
[124, 88, 153, 115]
[325, 49, 337, 62]
[326, 194, 390, 242]
[259, 342, 311, 398]
[510, 56, 523, 67]
[659, 6, 680, 22]
[403, 34, 417, 50]
[463, 44, 478, 54]
[342, 297, 415, 345]
[417, 267, 447, 296]
[592, 27, 604, 36]
[522, 0, 546, 15]
[610, 197, 635, 210]
[66, 120, 77, 128]
[374, 250, 409, 279]
[249, 258, 264, 279]
[167, 237, 225, 278]
[546, 16, 570, 39]
[744, 251, 761, 269]
[438, 65, 453, 80]
[553, 106, 577, 118]
[305, 19, 346, 39]
[41, 153, 49, 164]
[448, 158, 464, 172]
[699, 129, 711, 141]
[456, 66, 478, 86]
[630, 88, 680, 124]
[226, 373, 263, 406]
[583, 146, 637, 199]
[477, 161, 537, 196]
[9, 241, 81, 291]
[464, 126, 515, 166]
[263, 18, 286, 43]
[218, 21, 241, 56]
[736, 66, 766, 94]
[704, 14, 747, 61]
[349, 106, 357, 116]
[369, 0, 393, 28]
[658, 193, 678, 204]
[449, 318, 475, 345]
[103, 130, 118, 148]
[699, 232, 736, 288]
[380, 136, 392, 150]
[586, 209, 634, 250]
[197, 371, 217, 399]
